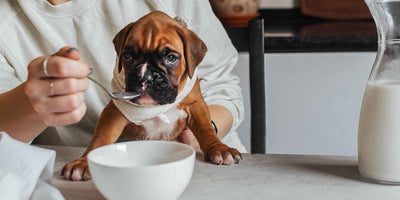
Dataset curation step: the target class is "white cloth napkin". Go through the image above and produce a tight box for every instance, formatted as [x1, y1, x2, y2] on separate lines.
[0, 132, 64, 200]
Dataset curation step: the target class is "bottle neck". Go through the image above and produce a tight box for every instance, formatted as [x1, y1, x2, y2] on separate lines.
[369, 40, 400, 82]
[368, 1, 400, 43]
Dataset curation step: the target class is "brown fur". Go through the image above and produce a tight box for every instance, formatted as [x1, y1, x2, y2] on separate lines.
[61, 11, 241, 181]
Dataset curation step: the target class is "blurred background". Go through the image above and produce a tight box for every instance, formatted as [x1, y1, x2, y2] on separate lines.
[208, 0, 377, 155]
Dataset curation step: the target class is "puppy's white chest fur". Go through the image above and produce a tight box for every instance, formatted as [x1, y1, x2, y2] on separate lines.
[138, 107, 187, 140]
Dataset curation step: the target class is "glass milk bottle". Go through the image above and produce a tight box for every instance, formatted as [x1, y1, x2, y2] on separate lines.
[358, 0, 400, 184]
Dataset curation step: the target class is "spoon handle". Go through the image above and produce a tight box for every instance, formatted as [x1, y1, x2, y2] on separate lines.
[87, 76, 115, 99]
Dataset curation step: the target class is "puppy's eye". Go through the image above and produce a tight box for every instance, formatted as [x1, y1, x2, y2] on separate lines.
[123, 52, 133, 62]
[166, 54, 177, 64]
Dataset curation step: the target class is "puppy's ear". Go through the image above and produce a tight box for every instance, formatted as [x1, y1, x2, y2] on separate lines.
[177, 27, 207, 79]
[113, 23, 135, 73]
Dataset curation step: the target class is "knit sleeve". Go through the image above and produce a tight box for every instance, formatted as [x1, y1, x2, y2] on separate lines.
[185, 0, 245, 134]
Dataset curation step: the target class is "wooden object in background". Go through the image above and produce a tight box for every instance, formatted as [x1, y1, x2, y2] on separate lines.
[300, 0, 372, 20]
[301, 21, 376, 37]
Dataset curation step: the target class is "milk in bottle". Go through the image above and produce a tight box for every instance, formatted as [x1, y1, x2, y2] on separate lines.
[359, 81, 400, 183]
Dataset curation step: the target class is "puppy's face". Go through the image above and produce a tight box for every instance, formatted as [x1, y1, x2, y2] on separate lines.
[113, 11, 207, 106]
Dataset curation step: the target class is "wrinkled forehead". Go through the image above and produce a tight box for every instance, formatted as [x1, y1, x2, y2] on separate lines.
[124, 19, 184, 54]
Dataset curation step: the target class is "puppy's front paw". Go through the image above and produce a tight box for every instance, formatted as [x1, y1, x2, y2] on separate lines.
[205, 145, 242, 165]
[61, 157, 91, 181]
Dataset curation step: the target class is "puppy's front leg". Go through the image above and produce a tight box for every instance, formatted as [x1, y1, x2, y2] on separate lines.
[61, 101, 129, 181]
[186, 101, 242, 165]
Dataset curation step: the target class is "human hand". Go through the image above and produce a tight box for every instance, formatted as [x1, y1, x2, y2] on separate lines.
[24, 47, 91, 126]
[177, 126, 201, 152]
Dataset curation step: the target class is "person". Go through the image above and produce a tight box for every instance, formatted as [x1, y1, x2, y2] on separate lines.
[0, 0, 247, 152]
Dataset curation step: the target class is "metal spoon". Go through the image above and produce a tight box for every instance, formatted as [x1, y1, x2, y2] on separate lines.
[88, 76, 140, 101]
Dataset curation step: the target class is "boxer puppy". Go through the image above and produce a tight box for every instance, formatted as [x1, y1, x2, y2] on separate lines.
[62, 11, 242, 181]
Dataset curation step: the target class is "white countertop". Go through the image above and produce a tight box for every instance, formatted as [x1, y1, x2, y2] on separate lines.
[42, 145, 400, 200]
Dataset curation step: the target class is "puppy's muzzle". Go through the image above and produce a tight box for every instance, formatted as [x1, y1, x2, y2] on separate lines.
[141, 72, 163, 86]
[126, 68, 171, 93]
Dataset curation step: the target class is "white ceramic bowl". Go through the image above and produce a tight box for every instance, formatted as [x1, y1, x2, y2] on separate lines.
[87, 141, 195, 200]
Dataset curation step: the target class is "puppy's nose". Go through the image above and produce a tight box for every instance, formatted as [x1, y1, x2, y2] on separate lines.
[143, 75, 153, 86]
